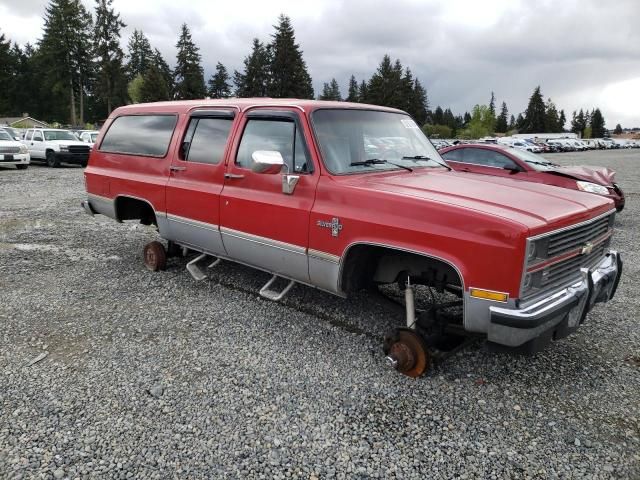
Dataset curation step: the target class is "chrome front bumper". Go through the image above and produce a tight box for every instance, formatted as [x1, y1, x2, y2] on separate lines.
[487, 251, 622, 350]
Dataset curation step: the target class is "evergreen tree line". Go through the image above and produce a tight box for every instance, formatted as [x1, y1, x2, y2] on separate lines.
[424, 86, 608, 139]
[0, 1, 611, 137]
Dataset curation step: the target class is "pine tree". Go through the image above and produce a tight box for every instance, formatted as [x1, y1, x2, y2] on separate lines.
[591, 108, 606, 138]
[613, 123, 622, 135]
[268, 15, 314, 99]
[140, 64, 170, 102]
[234, 38, 270, 97]
[543, 98, 561, 132]
[516, 113, 525, 130]
[208, 62, 231, 99]
[126, 29, 153, 79]
[151, 48, 173, 97]
[37, 0, 93, 124]
[463, 111, 471, 125]
[495, 101, 508, 133]
[559, 110, 566, 131]
[94, 0, 128, 116]
[508, 114, 516, 131]
[0, 32, 14, 114]
[571, 109, 587, 136]
[318, 78, 342, 101]
[433, 106, 444, 125]
[409, 78, 428, 125]
[173, 23, 206, 100]
[346, 75, 358, 102]
[358, 80, 368, 103]
[489, 91, 496, 119]
[521, 86, 546, 133]
[367, 55, 404, 109]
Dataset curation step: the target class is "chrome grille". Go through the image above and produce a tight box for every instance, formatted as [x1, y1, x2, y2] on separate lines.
[546, 215, 611, 257]
[0, 146, 20, 154]
[541, 242, 607, 288]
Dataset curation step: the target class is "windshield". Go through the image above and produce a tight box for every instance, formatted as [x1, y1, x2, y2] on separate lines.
[508, 148, 557, 171]
[44, 130, 77, 141]
[0, 130, 12, 141]
[312, 109, 445, 174]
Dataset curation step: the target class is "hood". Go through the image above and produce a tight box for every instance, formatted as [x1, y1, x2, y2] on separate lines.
[338, 169, 613, 232]
[49, 140, 88, 147]
[553, 165, 616, 185]
[0, 140, 22, 147]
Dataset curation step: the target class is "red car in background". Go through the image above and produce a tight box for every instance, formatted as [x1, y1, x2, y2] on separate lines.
[440, 144, 625, 212]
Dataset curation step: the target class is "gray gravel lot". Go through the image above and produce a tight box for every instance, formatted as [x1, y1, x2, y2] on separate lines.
[1, 149, 639, 479]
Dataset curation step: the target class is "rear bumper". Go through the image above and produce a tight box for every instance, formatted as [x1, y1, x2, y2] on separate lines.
[487, 250, 622, 352]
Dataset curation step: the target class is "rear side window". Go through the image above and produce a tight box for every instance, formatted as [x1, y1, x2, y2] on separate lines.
[100, 115, 177, 157]
[182, 117, 233, 165]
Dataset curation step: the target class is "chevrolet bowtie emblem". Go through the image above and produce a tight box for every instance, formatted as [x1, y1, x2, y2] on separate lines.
[581, 242, 594, 255]
[317, 217, 343, 237]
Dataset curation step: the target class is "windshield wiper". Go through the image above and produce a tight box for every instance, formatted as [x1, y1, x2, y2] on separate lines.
[401, 155, 452, 171]
[527, 160, 556, 167]
[350, 158, 413, 172]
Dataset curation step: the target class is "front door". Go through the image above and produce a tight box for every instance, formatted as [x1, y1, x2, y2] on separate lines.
[164, 109, 236, 255]
[31, 130, 45, 159]
[219, 108, 319, 282]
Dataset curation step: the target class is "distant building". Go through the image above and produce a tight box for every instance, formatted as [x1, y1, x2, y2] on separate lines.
[0, 114, 49, 128]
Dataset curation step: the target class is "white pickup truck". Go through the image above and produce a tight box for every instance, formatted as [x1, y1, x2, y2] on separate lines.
[22, 128, 91, 167]
[0, 128, 30, 169]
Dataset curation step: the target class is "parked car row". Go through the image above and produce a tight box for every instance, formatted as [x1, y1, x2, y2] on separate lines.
[431, 136, 640, 154]
[440, 143, 625, 211]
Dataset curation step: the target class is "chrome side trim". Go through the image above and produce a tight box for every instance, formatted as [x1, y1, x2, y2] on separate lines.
[220, 227, 306, 255]
[308, 248, 340, 264]
[166, 213, 218, 231]
[87, 193, 116, 219]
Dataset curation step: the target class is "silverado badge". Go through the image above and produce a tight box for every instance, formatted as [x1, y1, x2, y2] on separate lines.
[581, 242, 594, 255]
[317, 217, 343, 237]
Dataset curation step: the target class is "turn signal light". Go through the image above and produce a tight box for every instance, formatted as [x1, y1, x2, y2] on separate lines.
[470, 288, 509, 302]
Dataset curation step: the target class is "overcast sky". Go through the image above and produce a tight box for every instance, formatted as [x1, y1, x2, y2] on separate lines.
[1, 0, 639, 127]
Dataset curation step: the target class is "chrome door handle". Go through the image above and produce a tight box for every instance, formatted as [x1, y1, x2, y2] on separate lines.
[169, 165, 186, 172]
[224, 173, 245, 179]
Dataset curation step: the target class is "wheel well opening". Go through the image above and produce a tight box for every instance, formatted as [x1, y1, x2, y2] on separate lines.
[341, 244, 463, 295]
[114, 197, 157, 226]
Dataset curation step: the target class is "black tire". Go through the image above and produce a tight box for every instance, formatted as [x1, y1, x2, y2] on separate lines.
[143, 241, 167, 271]
[46, 151, 59, 168]
[16, 164, 28, 170]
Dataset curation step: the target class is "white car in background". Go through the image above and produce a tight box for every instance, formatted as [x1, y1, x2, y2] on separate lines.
[0, 129, 30, 169]
[79, 130, 100, 146]
[21, 128, 91, 167]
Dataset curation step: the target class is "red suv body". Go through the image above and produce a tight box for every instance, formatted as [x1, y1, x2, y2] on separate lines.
[440, 143, 625, 211]
[81, 99, 622, 367]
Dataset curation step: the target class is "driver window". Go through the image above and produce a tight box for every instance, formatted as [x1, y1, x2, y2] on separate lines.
[33, 131, 43, 142]
[464, 148, 514, 167]
[236, 119, 310, 173]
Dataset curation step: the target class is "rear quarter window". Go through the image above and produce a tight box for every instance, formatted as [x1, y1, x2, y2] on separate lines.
[99, 115, 178, 157]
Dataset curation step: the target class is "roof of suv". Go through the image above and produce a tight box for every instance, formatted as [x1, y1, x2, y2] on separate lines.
[113, 98, 406, 115]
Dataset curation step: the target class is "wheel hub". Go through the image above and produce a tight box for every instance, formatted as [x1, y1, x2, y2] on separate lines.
[383, 328, 430, 377]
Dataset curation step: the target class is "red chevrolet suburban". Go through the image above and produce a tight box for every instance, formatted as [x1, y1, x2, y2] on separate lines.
[82, 99, 622, 377]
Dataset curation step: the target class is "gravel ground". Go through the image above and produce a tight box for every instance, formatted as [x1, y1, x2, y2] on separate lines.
[1, 149, 638, 479]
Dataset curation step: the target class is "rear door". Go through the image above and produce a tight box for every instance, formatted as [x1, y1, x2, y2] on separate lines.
[219, 108, 318, 282]
[164, 109, 236, 255]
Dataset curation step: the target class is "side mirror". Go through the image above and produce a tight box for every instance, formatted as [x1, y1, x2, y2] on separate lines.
[251, 150, 284, 174]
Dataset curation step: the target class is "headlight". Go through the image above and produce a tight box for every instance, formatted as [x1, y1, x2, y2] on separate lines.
[577, 181, 608, 195]
[527, 242, 537, 261]
[19, 145, 27, 153]
[59, 146, 69, 152]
